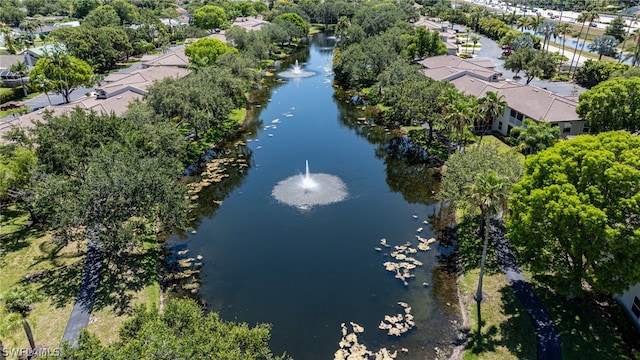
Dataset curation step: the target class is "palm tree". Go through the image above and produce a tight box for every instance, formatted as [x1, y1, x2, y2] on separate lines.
[529, 15, 544, 32]
[510, 118, 560, 154]
[623, 28, 640, 66]
[569, 11, 589, 73]
[445, 100, 472, 150]
[516, 16, 531, 32]
[619, 16, 637, 64]
[0, 287, 40, 353]
[464, 171, 511, 333]
[574, 10, 600, 76]
[478, 91, 506, 142]
[30, 74, 53, 106]
[471, 35, 480, 55]
[537, 21, 557, 51]
[9, 61, 28, 97]
[557, 23, 572, 58]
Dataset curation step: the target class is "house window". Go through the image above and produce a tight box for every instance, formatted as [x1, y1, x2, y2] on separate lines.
[563, 125, 571, 134]
[632, 296, 640, 318]
[583, 125, 590, 133]
[507, 125, 513, 135]
[516, 112, 524, 121]
[510, 109, 517, 118]
[498, 121, 503, 130]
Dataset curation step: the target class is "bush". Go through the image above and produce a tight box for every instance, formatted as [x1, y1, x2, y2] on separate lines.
[0, 87, 24, 104]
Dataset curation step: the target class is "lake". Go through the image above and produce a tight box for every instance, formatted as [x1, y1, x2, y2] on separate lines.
[168, 33, 461, 359]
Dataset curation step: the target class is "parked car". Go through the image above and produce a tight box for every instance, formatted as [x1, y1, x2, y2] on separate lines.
[590, 22, 598, 27]
[0, 102, 25, 111]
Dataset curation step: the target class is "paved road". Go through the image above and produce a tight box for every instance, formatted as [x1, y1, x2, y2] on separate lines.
[61, 240, 102, 347]
[471, 33, 587, 97]
[491, 222, 562, 360]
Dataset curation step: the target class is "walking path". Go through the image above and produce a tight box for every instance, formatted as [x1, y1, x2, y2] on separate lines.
[491, 222, 562, 360]
[61, 240, 102, 347]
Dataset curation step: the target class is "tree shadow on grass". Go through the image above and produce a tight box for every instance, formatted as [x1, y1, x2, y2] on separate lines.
[0, 221, 45, 261]
[37, 259, 84, 308]
[37, 246, 158, 316]
[92, 247, 159, 316]
[465, 285, 537, 359]
[531, 280, 637, 360]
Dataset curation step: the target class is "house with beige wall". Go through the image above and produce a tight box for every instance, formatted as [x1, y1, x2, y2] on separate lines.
[417, 55, 587, 138]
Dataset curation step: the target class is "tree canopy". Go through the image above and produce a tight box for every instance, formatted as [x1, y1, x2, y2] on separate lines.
[28, 52, 93, 103]
[576, 76, 640, 133]
[438, 144, 523, 211]
[49, 298, 287, 359]
[193, 5, 227, 33]
[508, 131, 640, 298]
[29, 107, 187, 251]
[185, 38, 239, 67]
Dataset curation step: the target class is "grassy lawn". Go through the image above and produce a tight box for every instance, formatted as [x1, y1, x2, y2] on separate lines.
[459, 270, 537, 360]
[0, 206, 80, 351]
[0, 206, 160, 350]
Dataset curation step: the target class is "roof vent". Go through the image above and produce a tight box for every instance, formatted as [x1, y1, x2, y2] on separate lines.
[116, 96, 123, 99]
[532, 89, 538, 92]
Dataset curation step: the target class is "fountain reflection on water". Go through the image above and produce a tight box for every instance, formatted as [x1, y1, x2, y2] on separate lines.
[278, 60, 316, 78]
[272, 160, 347, 209]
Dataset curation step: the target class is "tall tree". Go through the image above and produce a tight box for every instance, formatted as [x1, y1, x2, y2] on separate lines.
[604, 16, 626, 43]
[384, 78, 450, 142]
[556, 23, 572, 58]
[9, 61, 28, 97]
[589, 35, 619, 60]
[537, 20, 557, 51]
[28, 51, 93, 104]
[193, 5, 227, 34]
[576, 76, 640, 133]
[569, 11, 589, 73]
[574, 10, 600, 77]
[0, 287, 40, 353]
[477, 91, 506, 140]
[82, 5, 120, 28]
[465, 171, 510, 333]
[508, 131, 640, 298]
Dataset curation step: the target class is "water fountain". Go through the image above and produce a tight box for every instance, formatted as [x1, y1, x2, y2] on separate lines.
[278, 60, 315, 78]
[272, 160, 347, 209]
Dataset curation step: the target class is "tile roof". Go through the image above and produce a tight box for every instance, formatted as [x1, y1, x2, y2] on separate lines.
[97, 67, 190, 98]
[419, 55, 579, 123]
[450, 75, 580, 122]
[141, 47, 189, 68]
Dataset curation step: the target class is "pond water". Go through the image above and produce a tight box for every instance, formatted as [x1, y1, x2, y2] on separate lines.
[168, 33, 460, 359]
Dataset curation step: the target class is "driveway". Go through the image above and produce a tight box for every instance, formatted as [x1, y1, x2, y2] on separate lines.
[472, 33, 587, 97]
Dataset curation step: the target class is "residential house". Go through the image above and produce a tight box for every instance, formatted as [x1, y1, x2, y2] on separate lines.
[0, 55, 27, 87]
[418, 55, 586, 138]
[618, 286, 640, 330]
[140, 47, 189, 68]
[413, 17, 459, 56]
[0, 54, 190, 140]
[24, 44, 64, 66]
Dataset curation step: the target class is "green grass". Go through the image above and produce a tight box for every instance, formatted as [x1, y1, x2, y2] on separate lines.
[0, 205, 162, 349]
[459, 271, 537, 360]
[0, 206, 80, 351]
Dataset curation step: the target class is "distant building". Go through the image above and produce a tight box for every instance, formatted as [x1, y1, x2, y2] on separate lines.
[413, 17, 459, 56]
[418, 55, 585, 138]
[0, 55, 27, 87]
